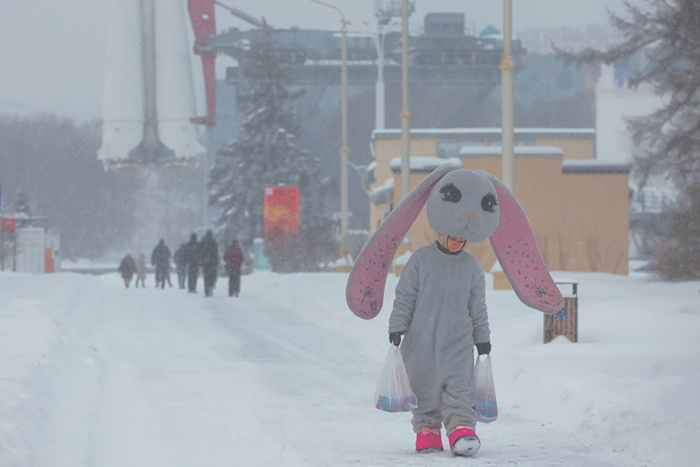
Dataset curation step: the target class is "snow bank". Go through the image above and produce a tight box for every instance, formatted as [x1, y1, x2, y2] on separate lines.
[0, 269, 698, 466]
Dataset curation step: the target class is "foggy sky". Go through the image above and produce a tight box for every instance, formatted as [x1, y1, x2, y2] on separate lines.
[0, 0, 640, 122]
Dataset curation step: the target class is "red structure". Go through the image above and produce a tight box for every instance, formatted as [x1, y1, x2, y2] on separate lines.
[188, 0, 217, 127]
[187, 1, 270, 128]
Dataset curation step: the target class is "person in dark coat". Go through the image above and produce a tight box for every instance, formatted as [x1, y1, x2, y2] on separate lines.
[173, 240, 187, 289]
[118, 253, 137, 288]
[223, 239, 244, 297]
[199, 231, 219, 297]
[183, 233, 200, 293]
[151, 238, 172, 289]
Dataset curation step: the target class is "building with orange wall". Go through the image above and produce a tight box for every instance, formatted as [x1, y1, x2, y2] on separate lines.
[369, 128, 630, 275]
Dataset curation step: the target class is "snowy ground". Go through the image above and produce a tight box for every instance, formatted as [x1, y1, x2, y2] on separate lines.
[0, 267, 698, 466]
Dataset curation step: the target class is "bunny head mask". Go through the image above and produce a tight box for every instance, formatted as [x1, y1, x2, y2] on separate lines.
[346, 163, 565, 320]
[427, 169, 500, 243]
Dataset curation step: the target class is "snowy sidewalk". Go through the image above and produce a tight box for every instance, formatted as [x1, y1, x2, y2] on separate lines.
[0, 270, 698, 466]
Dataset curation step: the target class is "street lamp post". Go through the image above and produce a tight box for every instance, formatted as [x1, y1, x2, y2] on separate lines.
[501, 0, 515, 191]
[309, 0, 351, 261]
[366, 22, 389, 131]
[400, 0, 411, 201]
[375, 27, 385, 131]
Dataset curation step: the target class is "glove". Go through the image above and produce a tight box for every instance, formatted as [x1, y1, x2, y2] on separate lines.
[389, 332, 403, 346]
[475, 342, 491, 355]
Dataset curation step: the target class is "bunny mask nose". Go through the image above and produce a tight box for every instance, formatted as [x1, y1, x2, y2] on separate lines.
[466, 211, 475, 219]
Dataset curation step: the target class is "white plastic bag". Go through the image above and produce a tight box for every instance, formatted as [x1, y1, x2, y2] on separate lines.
[374, 346, 418, 413]
[474, 354, 498, 423]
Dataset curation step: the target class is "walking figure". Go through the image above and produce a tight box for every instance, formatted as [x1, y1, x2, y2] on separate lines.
[199, 230, 219, 297]
[118, 253, 137, 288]
[224, 239, 244, 297]
[173, 240, 187, 289]
[151, 238, 171, 289]
[135, 253, 147, 287]
[183, 233, 200, 293]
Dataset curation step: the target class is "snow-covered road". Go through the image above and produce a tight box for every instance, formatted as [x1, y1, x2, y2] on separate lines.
[0, 269, 698, 466]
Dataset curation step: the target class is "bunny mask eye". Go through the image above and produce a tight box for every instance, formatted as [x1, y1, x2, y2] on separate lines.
[440, 183, 462, 203]
[481, 193, 498, 212]
[427, 169, 500, 243]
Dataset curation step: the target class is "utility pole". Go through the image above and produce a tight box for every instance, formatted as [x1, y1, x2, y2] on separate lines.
[340, 15, 349, 258]
[501, 0, 515, 191]
[375, 23, 386, 130]
[309, 0, 350, 262]
[400, 0, 411, 200]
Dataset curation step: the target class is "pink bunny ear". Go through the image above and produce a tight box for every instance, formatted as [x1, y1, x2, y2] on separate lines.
[483, 172, 565, 315]
[346, 163, 459, 319]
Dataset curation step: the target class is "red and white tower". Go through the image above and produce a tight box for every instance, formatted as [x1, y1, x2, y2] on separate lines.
[99, 0, 204, 168]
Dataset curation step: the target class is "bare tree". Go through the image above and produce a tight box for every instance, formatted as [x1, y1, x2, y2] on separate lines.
[0, 115, 136, 259]
[558, 0, 700, 280]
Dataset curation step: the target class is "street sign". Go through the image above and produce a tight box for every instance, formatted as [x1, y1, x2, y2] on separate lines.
[263, 185, 300, 244]
[2, 218, 16, 232]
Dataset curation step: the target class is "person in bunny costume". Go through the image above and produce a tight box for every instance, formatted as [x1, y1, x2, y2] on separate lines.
[388, 169, 497, 456]
[346, 164, 565, 457]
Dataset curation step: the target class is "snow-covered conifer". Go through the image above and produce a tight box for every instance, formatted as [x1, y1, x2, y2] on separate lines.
[209, 30, 335, 271]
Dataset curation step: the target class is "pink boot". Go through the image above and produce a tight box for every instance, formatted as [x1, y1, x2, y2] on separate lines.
[416, 427, 444, 453]
[448, 426, 480, 457]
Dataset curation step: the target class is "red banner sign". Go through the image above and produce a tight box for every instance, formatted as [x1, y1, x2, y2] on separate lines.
[263, 185, 300, 244]
[1, 218, 15, 232]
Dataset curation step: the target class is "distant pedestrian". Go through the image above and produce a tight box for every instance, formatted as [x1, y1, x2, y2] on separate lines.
[164, 261, 173, 287]
[118, 253, 137, 288]
[183, 233, 200, 293]
[224, 239, 244, 297]
[135, 253, 147, 288]
[151, 238, 171, 289]
[199, 230, 219, 297]
[173, 240, 187, 289]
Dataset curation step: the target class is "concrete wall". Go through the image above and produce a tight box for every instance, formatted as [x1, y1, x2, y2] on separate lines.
[370, 130, 629, 275]
[370, 138, 438, 233]
[535, 137, 594, 160]
[557, 171, 629, 274]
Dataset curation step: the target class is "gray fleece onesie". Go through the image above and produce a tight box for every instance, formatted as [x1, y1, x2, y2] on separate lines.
[389, 242, 490, 435]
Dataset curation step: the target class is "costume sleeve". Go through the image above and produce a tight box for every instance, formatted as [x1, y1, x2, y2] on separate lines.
[469, 270, 491, 344]
[389, 254, 420, 334]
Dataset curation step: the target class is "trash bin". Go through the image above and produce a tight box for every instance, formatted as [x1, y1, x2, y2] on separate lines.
[544, 282, 578, 343]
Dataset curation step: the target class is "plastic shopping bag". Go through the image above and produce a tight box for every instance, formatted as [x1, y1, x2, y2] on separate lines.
[374, 345, 418, 413]
[474, 354, 498, 423]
